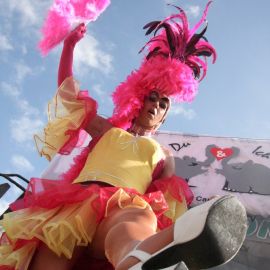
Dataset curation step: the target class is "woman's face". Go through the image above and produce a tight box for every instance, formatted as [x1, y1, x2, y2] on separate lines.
[135, 91, 170, 129]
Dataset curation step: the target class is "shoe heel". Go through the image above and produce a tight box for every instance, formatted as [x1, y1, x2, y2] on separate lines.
[142, 195, 247, 270]
[173, 195, 223, 244]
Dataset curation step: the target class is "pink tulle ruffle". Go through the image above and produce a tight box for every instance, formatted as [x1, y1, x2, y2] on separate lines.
[5, 175, 192, 270]
[10, 175, 192, 229]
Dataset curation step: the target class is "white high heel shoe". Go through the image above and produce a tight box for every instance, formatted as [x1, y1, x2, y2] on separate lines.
[118, 195, 247, 270]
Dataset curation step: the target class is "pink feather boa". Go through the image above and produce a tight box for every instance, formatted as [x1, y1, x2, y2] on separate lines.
[39, 0, 110, 56]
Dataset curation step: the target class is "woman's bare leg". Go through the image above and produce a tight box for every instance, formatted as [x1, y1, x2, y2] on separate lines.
[29, 243, 85, 270]
[92, 207, 174, 270]
[107, 222, 174, 270]
[102, 196, 247, 270]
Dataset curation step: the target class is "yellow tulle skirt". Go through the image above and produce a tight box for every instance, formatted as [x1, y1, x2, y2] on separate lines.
[1, 185, 188, 270]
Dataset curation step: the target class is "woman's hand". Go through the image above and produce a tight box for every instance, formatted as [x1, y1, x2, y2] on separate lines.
[64, 23, 87, 48]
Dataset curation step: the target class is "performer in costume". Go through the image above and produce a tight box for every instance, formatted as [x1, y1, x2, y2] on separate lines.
[0, 3, 247, 270]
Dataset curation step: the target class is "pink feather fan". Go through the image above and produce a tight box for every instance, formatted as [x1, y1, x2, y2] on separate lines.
[39, 0, 110, 56]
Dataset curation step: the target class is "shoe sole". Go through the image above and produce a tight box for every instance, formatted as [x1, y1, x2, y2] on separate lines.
[142, 196, 247, 270]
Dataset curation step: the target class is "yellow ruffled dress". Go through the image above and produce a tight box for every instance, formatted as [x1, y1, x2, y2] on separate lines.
[0, 77, 193, 270]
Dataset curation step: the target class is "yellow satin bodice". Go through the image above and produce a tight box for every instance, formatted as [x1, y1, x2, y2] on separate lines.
[73, 128, 164, 194]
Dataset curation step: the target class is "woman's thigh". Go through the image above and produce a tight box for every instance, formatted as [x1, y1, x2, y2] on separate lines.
[90, 207, 157, 258]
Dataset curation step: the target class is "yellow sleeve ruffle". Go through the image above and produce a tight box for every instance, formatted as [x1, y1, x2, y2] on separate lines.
[34, 77, 97, 161]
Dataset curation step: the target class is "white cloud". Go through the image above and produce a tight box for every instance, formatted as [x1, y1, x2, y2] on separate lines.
[93, 84, 106, 96]
[15, 62, 33, 83]
[169, 105, 196, 120]
[0, 0, 51, 61]
[21, 44, 28, 55]
[1, 81, 40, 117]
[1, 78, 44, 146]
[163, 2, 201, 22]
[1, 0, 50, 27]
[8, 1, 38, 25]
[10, 116, 44, 143]
[0, 82, 20, 97]
[74, 34, 113, 74]
[11, 154, 34, 172]
[187, 5, 200, 18]
[17, 99, 40, 116]
[0, 34, 13, 51]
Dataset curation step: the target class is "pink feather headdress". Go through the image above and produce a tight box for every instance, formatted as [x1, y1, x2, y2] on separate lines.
[111, 1, 217, 129]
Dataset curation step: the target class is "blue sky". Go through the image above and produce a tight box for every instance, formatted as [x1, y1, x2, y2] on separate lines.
[0, 0, 270, 180]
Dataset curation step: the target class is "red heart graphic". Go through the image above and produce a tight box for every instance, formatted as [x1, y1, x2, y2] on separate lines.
[210, 147, 233, 161]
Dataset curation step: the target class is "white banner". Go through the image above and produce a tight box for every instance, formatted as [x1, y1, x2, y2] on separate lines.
[154, 131, 270, 217]
[154, 131, 270, 270]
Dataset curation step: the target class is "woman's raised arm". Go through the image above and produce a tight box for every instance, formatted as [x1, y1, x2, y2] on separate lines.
[58, 23, 112, 138]
[58, 23, 86, 87]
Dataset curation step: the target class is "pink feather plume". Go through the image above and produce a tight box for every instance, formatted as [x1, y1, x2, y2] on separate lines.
[38, 0, 110, 56]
